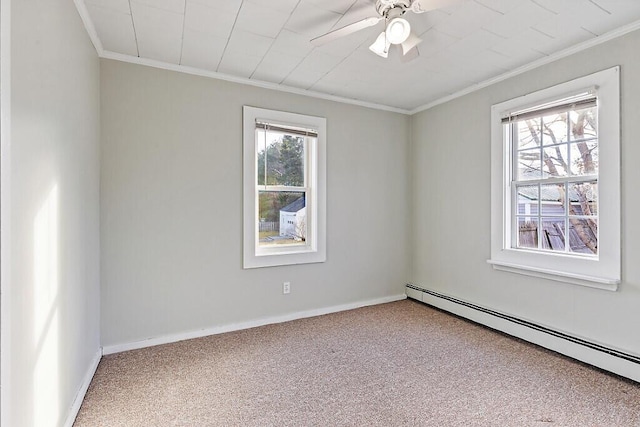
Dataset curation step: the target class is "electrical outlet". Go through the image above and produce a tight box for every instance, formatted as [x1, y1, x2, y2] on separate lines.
[283, 281, 291, 295]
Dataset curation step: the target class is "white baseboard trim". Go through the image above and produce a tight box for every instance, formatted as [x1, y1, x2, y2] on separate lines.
[406, 285, 640, 383]
[102, 294, 407, 355]
[64, 347, 103, 427]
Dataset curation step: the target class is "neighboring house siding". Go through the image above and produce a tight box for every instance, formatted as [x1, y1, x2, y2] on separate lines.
[279, 197, 306, 239]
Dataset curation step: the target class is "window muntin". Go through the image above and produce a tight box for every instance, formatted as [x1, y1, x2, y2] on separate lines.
[488, 67, 620, 290]
[243, 106, 326, 269]
[508, 100, 599, 256]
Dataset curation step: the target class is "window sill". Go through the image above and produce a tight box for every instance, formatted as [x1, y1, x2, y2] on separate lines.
[486, 259, 619, 291]
[244, 250, 325, 269]
[256, 245, 313, 257]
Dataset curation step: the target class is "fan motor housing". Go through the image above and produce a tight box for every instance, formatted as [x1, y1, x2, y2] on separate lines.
[376, 0, 412, 18]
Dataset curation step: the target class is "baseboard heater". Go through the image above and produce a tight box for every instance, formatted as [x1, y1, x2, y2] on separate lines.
[406, 284, 640, 381]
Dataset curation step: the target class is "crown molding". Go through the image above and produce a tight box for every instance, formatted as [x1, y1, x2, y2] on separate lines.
[409, 19, 640, 115]
[73, 1, 408, 114]
[99, 50, 412, 115]
[74, 0, 104, 55]
[73, 0, 640, 117]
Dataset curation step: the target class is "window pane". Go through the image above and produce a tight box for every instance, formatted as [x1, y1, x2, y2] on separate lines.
[540, 184, 565, 216]
[517, 185, 539, 216]
[517, 217, 538, 249]
[257, 131, 305, 187]
[542, 145, 569, 177]
[541, 113, 568, 146]
[540, 218, 566, 252]
[258, 191, 306, 247]
[570, 107, 597, 141]
[517, 148, 541, 180]
[569, 140, 598, 176]
[517, 119, 541, 150]
[568, 218, 598, 255]
[568, 181, 597, 216]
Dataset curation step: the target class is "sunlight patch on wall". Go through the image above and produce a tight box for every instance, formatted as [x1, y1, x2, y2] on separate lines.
[33, 184, 61, 426]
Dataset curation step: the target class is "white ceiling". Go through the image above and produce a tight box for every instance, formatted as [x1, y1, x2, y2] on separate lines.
[78, 0, 640, 112]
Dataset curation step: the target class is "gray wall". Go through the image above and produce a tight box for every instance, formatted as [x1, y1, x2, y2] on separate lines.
[410, 29, 640, 356]
[2, 0, 101, 425]
[100, 60, 410, 348]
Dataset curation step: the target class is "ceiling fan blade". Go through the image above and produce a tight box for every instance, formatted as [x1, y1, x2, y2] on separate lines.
[311, 16, 383, 46]
[369, 31, 391, 58]
[411, 0, 462, 13]
[401, 32, 422, 55]
[401, 46, 420, 63]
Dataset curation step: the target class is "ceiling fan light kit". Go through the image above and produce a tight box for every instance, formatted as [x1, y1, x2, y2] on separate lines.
[386, 17, 411, 44]
[311, 0, 460, 62]
[369, 32, 391, 58]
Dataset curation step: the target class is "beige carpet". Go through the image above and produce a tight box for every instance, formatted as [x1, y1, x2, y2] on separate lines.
[74, 300, 640, 426]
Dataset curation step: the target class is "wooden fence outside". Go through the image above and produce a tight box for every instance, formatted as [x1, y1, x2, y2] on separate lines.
[518, 220, 596, 254]
[259, 221, 278, 232]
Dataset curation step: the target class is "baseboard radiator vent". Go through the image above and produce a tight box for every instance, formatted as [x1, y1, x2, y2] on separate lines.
[406, 284, 640, 382]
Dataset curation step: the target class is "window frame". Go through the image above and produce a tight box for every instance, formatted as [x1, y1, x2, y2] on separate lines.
[488, 67, 620, 291]
[242, 106, 326, 269]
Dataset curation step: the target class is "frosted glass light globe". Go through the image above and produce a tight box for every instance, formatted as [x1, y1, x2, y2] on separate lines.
[386, 17, 410, 44]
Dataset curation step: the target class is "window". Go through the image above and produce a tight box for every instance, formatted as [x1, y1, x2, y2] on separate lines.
[488, 67, 620, 290]
[243, 106, 326, 269]
[511, 93, 598, 255]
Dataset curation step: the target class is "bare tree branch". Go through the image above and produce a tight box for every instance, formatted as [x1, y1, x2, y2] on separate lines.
[523, 116, 598, 254]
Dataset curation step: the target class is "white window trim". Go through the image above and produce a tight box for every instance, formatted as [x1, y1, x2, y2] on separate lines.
[488, 67, 620, 291]
[243, 106, 326, 269]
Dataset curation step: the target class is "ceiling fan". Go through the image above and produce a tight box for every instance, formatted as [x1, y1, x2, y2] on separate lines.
[311, 0, 460, 61]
